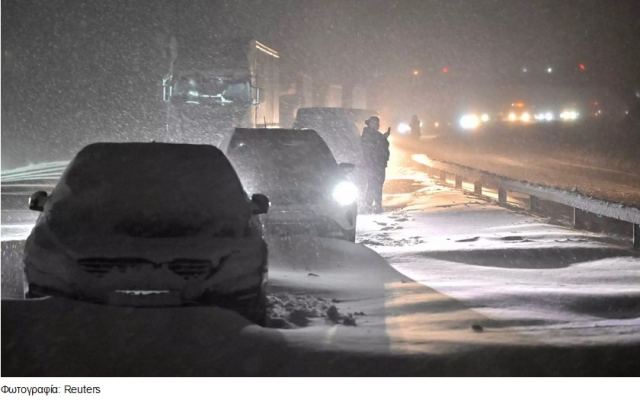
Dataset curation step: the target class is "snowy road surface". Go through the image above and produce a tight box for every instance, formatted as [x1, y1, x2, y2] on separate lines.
[364, 164, 640, 349]
[2, 159, 640, 375]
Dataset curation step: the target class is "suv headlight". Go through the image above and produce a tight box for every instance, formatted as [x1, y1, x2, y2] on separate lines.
[332, 181, 358, 206]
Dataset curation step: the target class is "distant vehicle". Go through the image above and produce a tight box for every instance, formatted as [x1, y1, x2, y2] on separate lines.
[23, 142, 270, 324]
[292, 107, 377, 206]
[225, 128, 358, 242]
[396, 64, 629, 136]
[162, 38, 280, 146]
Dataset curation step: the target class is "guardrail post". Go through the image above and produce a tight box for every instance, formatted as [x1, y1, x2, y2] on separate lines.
[474, 181, 482, 196]
[455, 175, 463, 189]
[573, 208, 586, 230]
[634, 224, 639, 249]
[498, 187, 507, 205]
[529, 195, 539, 211]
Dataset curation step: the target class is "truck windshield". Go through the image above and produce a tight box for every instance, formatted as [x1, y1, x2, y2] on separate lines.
[171, 74, 251, 105]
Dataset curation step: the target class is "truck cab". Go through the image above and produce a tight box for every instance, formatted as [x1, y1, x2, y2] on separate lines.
[162, 39, 279, 146]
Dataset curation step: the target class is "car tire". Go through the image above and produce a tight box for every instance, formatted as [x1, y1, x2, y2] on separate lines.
[243, 289, 267, 326]
[24, 283, 47, 299]
[199, 286, 267, 326]
[345, 228, 356, 242]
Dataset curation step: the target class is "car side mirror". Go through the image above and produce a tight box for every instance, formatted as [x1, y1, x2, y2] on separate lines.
[251, 193, 270, 215]
[29, 191, 48, 212]
[338, 163, 355, 174]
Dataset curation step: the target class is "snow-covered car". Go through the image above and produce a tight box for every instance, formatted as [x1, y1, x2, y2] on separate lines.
[292, 107, 377, 207]
[225, 128, 358, 242]
[23, 142, 270, 323]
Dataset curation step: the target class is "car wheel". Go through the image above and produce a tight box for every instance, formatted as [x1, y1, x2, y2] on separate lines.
[24, 283, 48, 299]
[345, 228, 356, 242]
[243, 289, 267, 326]
[199, 286, 267, 326]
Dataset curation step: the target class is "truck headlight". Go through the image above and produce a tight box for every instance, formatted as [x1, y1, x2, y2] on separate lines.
[332, 181, 358, 206]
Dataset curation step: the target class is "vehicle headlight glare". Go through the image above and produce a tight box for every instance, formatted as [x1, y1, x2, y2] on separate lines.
[535, 111, 555, 122]
[459, 114, 480, 130]
[480, 113, 490, 122]
[397, 122, 411, 134]
[560, 110, 579, 121]
[332, 181, 358, 206]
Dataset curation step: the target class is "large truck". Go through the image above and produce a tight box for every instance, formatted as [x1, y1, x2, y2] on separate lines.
[162, 38, 280, 145]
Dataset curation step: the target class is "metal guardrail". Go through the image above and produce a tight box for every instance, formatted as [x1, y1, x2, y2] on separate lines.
[1, 161, 68, 183]
[411, 155, 640, 249]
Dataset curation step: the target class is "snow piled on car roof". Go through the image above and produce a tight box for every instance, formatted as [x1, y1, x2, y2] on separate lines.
[46, 142, 251, 236]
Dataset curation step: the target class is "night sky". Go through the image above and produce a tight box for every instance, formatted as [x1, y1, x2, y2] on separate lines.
[2, 0, 639, 167]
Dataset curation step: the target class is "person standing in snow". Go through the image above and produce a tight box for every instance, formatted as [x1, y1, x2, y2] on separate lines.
[361, 116, 390, 213]
[410, 114, 421, 141]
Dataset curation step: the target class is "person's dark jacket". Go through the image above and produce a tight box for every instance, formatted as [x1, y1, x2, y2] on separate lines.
[361, 126, 390, 171]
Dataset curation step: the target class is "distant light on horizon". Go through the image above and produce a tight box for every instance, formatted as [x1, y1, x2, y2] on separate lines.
[397, 122, 411, 134]
[546, 67, 553, 74]
[560, 110, 580, 121]
[535, 111, 555, 122]
[459, 114, 480, 130]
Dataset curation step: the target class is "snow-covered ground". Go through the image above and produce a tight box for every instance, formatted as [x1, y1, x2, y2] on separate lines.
[360, 160, 640, 349]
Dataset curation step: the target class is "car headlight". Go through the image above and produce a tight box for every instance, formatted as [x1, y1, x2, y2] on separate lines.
[397, 122, 411, 134]
[535, 112, 555, 122]
[459, 114, 480, 130]
[332, 181, 358, 206]
[560, 110, 579, 121]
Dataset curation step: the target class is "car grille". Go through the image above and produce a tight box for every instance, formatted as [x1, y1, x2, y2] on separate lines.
[168, 259, 214, 279]
[78, 258, 154, 277]
[78, 258, 215, 280]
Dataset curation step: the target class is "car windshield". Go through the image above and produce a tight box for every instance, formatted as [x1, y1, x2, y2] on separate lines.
[48, 143, 250, 238]
[227, 131, 338, 204]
